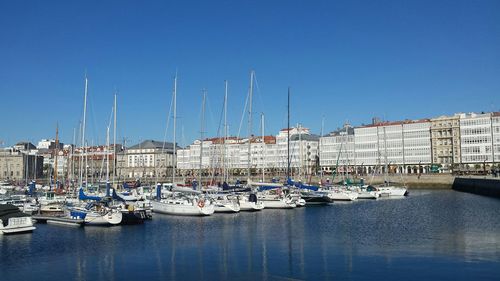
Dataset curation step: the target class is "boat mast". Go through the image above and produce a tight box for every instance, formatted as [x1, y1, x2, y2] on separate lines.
[261, 113, 265, 183]
[54, 123, 59, 189]
[79, 75, 88, 189]
[172, 74, 177, 184]
[383, 126, 388, 184]
[287, 87, 291, 180]
[247, 70, 254, 182]
[223, 80, 228, 183]
[106, 125, 110, 184]
[199, 90, 206, 189]
[319, 116, 324, 183]
[113, 92, 117, 188]
[299, 123, 303, 180]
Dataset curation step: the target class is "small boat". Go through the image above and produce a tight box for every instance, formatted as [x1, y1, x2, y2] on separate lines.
[152, 185, 215, 216]
[237, 193, 265, 211]
[116, 203, 147, 224]
[0, 195, 39, 215]
[212, 194, 240, 213]
[257, 188, 296, 209]
[375, 185, 408, 197]
[0, 204, 36, 234]
[39, 203, 65, 215]
[322, 187, 358, 201]
[300, 190, 333, 205]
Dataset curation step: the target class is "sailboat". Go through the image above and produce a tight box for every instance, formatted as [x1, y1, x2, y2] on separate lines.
[69, 75, 122, 226]
[255, 86, 297, 209]
[371, 127, 408, 196]
[152, 75, 215, 216]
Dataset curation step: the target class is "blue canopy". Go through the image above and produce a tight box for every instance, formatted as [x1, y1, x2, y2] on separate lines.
[79, 188, 101, 201]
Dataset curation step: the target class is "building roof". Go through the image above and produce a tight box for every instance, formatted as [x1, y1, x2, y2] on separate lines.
[358, 119, 430, 128]
[128, 140, 177, 150]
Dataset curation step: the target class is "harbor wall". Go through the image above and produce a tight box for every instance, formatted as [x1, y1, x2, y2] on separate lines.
[452, 177, 500, 198]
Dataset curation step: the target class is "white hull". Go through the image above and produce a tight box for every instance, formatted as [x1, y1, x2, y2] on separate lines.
[260, 199, 296, 209]
[326, 191, 358, 201]
[239, 201, 265, 211]
[0, 217, 36, 235]
[84, 210, 122, 226]
[214, 203, 240, 213]
[378, 186, 407, 196]
[357, 191, 379, 199]
[152, 200, 214, 216]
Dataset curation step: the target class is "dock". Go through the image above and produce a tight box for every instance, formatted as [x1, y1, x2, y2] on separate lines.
[32, 215, 85, 226]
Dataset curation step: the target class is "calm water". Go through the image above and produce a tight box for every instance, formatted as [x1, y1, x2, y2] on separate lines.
[2, 190, 500, 281]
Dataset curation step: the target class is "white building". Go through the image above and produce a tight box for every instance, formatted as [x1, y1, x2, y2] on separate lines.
[460, 112, 495, 164]
[319, 124, 355, 173]
[493, 112, 500, 163]
[176, 126, 319, 179]
[320, 119, 432, 174]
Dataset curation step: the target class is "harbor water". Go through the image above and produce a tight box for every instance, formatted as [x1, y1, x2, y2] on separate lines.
[1, 190, 500, 281]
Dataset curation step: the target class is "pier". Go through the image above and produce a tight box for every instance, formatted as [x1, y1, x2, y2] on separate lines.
[452, 177, 500, 198]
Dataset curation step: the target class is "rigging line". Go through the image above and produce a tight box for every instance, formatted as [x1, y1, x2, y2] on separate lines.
[253, 72, 266, 123]
[237, 87, 250, 139]
[158, 81, 174, 183]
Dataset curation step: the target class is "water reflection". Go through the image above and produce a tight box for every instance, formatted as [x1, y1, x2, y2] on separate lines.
[1, 190, 500, 281]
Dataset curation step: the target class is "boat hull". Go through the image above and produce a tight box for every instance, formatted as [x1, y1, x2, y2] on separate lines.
[152, 200, 214, 216]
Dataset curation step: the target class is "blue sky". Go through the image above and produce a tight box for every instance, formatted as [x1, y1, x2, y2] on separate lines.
[1, 0, 499, 147]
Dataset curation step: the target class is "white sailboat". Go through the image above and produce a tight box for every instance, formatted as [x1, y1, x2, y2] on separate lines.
[152, 75, 215, 216]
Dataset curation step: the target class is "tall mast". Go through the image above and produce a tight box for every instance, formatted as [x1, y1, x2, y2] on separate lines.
[172, 74, 177, 184]
[383, 126, 388, 183]
[320, 116, 324, 182]
[261, 113, 265, 182]
[223, 80, 228, 182]
[106, 125, 110, 183]
[247, 70, 254, 181]
[287, 87, 291, 179]
[113, 92, 117, 187]
[199, 90, 206, 189]
[79, 75, 88, 189]
[299, 123, 303, 180]
[54, 123, 59, 188]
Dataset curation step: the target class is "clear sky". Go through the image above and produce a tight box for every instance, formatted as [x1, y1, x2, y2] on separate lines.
[1, 0, 499, 147]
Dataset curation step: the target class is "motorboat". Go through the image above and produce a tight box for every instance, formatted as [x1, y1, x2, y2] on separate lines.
[0, 204, 36, 234]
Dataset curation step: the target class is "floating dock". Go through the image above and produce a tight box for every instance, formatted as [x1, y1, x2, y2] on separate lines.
[33, 215, 84, 226]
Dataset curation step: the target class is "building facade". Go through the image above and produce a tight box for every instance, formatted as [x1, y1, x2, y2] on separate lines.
[116, 140, 176, 180]
[0, 148, 43, 181]
[430, 114, 461, 172]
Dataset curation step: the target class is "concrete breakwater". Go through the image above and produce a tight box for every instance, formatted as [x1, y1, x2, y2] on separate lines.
[452, 177, 500, 198]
